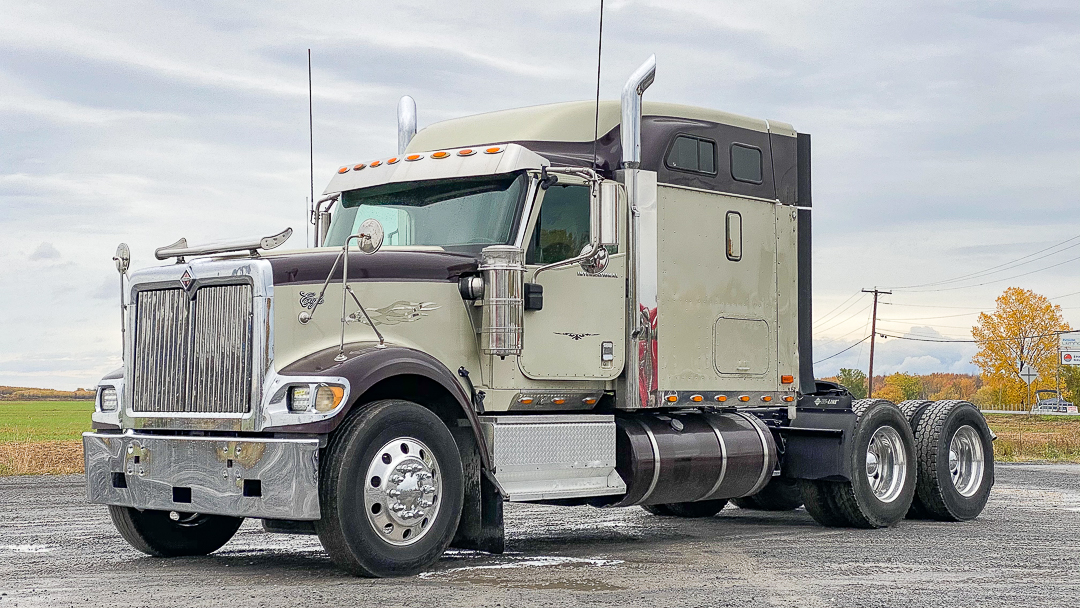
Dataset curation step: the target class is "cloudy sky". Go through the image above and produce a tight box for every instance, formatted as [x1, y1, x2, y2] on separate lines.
[2, 1, 1079, 389]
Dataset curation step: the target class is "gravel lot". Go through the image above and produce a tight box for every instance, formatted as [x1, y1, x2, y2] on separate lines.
[2, 464, 1079, 607]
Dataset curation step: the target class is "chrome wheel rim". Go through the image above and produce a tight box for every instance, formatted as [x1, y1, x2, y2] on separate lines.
[865, 425, 907, 503]
[363, 437, 442, 546]
[949, 425, 985, 498]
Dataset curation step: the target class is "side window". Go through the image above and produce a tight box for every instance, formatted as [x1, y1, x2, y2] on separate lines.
[525, 184, 591, 264]
[731, 144, 763, 184]
[726, 212, 742, 261]
[665, 135, 717, 175]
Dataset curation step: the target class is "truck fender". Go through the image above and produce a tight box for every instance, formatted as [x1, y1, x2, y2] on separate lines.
[268, 344, 492, 472]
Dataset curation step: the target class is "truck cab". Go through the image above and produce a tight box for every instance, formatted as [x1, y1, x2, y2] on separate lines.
[83, 56, 995, 577]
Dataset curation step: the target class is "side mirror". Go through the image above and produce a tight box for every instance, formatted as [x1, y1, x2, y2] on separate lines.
[113, 243, 130, 275]
[355, 218, 384, 254]
[592, 181, 620, 249]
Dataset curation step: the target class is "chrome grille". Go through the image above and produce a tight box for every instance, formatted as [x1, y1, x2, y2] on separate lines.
[131, 283, 253, 414]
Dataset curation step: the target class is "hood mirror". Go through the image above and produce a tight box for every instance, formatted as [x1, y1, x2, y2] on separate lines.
[356, 218, 384, 254]
[592, 181, 620, 248]
[113, 243, 131, 275]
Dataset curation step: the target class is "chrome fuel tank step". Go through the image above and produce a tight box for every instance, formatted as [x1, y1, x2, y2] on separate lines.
[479, 415, 626, 502]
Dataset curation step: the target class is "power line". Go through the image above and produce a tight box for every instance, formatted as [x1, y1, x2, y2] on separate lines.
[813, 291, 863, 327]
[886, 233, 1080, 290]
[895, 252, 1080, 293]
[878, 330, 1068, 344]
[814, 302, 873, 335]
[814, 335, 871, 364]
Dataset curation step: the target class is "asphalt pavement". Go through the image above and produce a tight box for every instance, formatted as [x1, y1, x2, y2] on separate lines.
[2, 463, 1079, 607]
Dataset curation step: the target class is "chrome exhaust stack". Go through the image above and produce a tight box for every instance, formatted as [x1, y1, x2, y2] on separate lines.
[620, 55, 656, 169]
[397, 95, 417, 155]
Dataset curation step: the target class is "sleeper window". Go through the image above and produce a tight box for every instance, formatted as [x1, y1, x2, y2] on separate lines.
[526, 184, 591, 264]
[665, 135, 717, 175]
[730, 144, 763, 184]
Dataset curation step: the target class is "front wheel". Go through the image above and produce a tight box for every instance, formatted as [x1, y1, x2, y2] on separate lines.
[315, 399, 464, 577]
[108, 506, 243, 557]
[803, 399, 916, 528]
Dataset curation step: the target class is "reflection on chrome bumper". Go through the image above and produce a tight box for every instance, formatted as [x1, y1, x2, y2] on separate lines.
[83, 432, 321, 520]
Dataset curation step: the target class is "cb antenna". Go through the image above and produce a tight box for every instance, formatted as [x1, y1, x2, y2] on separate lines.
[591, 0, 604, 170]
[308, 48, 314, 248]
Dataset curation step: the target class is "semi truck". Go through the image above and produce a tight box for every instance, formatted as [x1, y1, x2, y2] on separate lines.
[84, 56, 995, 577]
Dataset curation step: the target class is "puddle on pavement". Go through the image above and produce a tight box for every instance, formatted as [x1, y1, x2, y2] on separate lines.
[420, 555, 625, 590]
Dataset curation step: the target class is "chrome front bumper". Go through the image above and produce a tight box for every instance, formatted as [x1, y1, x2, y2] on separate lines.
[83, 432, 321, 520]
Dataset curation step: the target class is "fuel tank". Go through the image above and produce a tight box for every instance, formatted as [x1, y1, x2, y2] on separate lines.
[612, 411, 777, 506]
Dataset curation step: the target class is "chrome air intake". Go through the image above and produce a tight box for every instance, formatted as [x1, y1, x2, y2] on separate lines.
[130, 282, 254, 414]
[479, 245, 524, 357]
[611, 411, 776, 506]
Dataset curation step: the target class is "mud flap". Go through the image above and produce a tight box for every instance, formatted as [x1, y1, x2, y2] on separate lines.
[450, 427, 504, 554]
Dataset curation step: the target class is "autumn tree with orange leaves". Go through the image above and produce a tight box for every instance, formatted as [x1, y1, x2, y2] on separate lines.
[971, 287, 1070, 407]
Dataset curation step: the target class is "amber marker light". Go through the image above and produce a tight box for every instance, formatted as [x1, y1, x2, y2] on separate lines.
[458, 148, 476, 156]
[369, 160, 382, 167]
[691, 395, 703, 403]
[666, 395, 678, 403]
[762, 396, 773, 402]
[431, 151, 450, 159]
[553, 398, 566, 405]
[781, 375, 794, 385]
[716, 395, 728, 402]
[517, 397, 534, 405]
[337, 166, 350, 174]
[783, 396, 795, 402]
[484, 146, 503, 154]
[387, 157, 400, 164]
[739, 395, 750, 402]
[353, 163, 366, 171]
[405, 154, 423, 161]
[582, 397, 598, 405]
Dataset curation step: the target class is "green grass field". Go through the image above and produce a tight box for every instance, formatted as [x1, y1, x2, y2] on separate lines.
[0, 400, 94, 442]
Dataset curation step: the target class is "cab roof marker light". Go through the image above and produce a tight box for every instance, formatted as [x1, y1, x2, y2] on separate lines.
[337, 166, 350, 174]
[387, 157, 400, 164]
[353, 163, 366, 171]
[405, 154, 423, 161]
[369, 160, 382, 167]
[458, 149, 476, 156]
[484, 146, 503, 154]
[431, 151, 450, 159]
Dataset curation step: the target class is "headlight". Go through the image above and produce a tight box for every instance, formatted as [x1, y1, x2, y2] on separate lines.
[288, 384, 344, 413]
[99, 387, 118, 412]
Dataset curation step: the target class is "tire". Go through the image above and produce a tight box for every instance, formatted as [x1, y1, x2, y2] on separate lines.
[802, 399, 916, 528]
[108, 506, 243, 557]
[315, 399, 464, 577]
[733, 477, 803, 511]
[897, 400, 933, 519]
[910, 400, 994, 521]
[642, 499, 728, 518]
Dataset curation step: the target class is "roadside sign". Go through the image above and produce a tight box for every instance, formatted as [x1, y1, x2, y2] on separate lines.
[1020, 364, 1038, 385]
[1061, 332, 1080, 365]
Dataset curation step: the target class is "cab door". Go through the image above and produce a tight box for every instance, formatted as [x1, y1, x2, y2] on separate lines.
[518, 180, 625, 380]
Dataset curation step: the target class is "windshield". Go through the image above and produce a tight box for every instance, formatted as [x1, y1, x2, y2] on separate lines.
[324, 172, 529, 252]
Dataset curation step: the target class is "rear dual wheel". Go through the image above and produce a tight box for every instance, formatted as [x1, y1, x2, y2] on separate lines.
[803, 400, 916, 528]
[902, 400, 994, 521]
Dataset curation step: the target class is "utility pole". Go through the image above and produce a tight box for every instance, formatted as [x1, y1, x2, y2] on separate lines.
[862, 288, 891, 398]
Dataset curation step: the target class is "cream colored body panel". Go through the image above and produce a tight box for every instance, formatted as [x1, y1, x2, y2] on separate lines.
[655, 185, 782, 393]
[273, 281, 480, 383]
[518, 253, 627, 380]
[775, 205, 800, 391]
[407, 100, 790, 152]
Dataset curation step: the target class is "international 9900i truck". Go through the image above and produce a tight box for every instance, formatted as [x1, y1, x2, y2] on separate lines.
[84, 56, 995, 577]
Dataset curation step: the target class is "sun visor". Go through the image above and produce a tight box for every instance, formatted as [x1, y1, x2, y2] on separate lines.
[323, 143, 549, 195]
